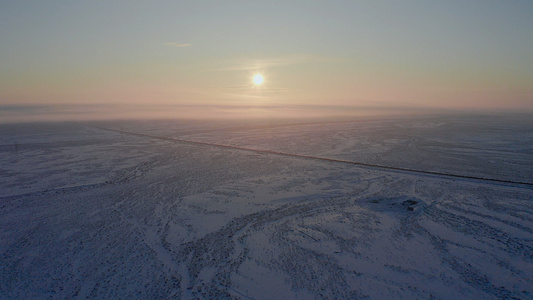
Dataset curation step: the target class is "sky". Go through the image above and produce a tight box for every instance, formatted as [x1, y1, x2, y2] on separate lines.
[1, 0, 533, 121]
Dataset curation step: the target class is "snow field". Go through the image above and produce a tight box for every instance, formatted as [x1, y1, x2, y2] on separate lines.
[1, 116, 532, 299]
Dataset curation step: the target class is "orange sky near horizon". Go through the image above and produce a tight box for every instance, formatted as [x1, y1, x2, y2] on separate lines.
[1, 1, 532, 121]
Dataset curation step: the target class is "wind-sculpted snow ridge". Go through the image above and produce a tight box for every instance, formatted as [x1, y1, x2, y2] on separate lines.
[0, 118, 532, 299]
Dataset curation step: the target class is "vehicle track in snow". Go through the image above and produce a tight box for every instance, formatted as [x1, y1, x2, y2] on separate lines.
[84, 124, 533, 188]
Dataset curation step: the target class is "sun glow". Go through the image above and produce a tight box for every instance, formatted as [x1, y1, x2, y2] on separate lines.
[253, 74, 264, 85]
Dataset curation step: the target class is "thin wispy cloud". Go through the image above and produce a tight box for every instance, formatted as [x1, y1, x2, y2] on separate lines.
[215, 54, 339, 71]
[222, 84, 293, 94]
[166, 43, 192, 47]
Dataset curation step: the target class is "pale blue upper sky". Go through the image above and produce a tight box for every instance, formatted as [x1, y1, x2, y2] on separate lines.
[1, 1, 532, 120]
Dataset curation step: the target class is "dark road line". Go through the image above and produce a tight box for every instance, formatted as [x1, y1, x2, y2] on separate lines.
[85, 124, 533, 188]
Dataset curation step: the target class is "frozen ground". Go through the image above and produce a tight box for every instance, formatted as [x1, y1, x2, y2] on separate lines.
[1, 114, 532, 299]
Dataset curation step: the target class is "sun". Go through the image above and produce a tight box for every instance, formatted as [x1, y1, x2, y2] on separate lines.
[253, 74, 264, 85]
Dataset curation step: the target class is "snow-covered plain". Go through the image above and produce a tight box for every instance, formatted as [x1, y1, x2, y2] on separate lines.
[1, 115, 532, 299]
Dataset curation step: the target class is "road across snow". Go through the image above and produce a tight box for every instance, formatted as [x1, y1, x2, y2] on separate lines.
[85, 123, 533, 188]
